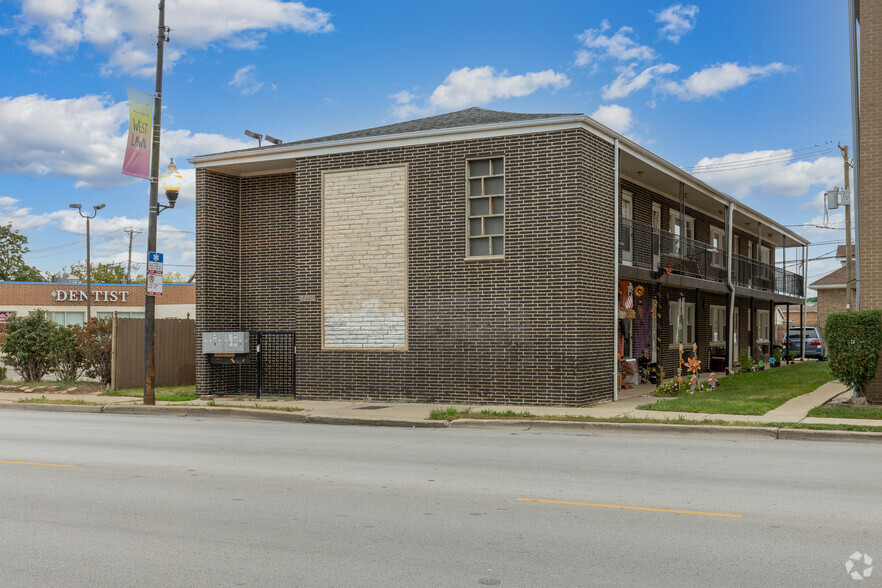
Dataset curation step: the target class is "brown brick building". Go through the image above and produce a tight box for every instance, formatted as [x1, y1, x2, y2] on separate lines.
[855, 1, 882, 402]
[191, 108, 807, 406]
[0, 281, 195, 326]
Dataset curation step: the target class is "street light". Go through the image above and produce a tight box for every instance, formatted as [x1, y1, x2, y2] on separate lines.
[69, 202, 105, 321]
[160, 158, 183, 210]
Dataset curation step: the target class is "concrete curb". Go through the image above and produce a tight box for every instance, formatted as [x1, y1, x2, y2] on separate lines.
[776, 428, 882, 443]
[0, 403, 104, 413]
[448, 419, 779, 438]
[305, 415, 448, 428]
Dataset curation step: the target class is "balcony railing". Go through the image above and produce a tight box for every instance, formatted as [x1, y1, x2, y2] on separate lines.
[619, 217, 804, 298]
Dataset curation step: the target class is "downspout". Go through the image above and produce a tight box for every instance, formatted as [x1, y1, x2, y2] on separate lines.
[726, 203, 736, 375]
[849, 0, 861, 308]
[613, 139, 620, 401]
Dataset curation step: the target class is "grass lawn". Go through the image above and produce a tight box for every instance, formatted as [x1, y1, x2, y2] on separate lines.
[102, 385, 197, 402]
[808, 404, 882, 420]
[637, 361, 833, 416]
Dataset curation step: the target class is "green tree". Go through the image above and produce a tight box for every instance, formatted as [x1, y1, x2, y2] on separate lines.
[48, 325, 86, 381]
[132, 270, 187, 284]
[0, 223, 45, 282]
[68, 262, 127, 284]
[0, 310, 56, 381]
[75, 318, 113, 385]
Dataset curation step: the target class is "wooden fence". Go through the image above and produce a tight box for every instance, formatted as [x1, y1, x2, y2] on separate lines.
[111, 318, 196, 390]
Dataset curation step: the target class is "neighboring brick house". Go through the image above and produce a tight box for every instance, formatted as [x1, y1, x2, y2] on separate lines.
[191, 107, 807, 406]
[811, 266, 848, 332]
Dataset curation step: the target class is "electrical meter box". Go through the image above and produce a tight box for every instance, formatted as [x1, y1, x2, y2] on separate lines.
[202, 332, 249, 354]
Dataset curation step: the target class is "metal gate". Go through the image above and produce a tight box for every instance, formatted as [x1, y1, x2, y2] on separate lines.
[251, 331, 296, 398]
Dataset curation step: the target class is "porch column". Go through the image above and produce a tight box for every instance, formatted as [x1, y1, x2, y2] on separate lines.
[613, 139, 620, 401]
[695, 288, 701, 365]
[725, 203, 735, 375]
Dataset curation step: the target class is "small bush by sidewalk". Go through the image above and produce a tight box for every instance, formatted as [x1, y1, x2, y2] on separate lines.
[825, 310, 882, 398]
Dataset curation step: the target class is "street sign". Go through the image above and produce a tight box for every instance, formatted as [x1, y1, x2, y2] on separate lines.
[147, 251, 164, 273]
[147, 251, 163, 297]
[146, 272, 163, 296]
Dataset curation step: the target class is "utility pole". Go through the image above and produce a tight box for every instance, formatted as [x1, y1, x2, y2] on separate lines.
[839, 144, 854, 310]
[144, 1, 168, 406]
[124, 227, 142, 283]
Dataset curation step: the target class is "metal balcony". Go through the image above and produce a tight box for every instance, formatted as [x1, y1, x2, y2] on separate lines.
[619, 217, 804, 298]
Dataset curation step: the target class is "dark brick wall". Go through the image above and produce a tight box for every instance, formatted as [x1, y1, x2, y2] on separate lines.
[195, 169, 241, 395]
[197, 128, 617, 406]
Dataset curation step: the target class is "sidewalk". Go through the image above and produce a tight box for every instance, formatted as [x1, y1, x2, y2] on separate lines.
[2, 378, 882, 434]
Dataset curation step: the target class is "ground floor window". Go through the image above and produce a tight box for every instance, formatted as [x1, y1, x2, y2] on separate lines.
[669, 300, 695, 346]
[757, 309, 770, 342]
[710, 305, 726, 344]
[50, 311, 85, 326]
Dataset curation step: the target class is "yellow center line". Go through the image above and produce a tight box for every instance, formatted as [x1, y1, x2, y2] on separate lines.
[517, 498, 742, 518]
[0, 460, 77, 468]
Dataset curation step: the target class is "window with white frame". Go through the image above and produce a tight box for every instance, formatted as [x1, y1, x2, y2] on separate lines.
[710, 226, 726, 268]
[710, 305, 727, 345]
[467, 158, 504, 257]
[757, 309, 770, 342]
[669, 210, 695, 256]
[50, 311, 85, 326]
[669, 300, 695, 346]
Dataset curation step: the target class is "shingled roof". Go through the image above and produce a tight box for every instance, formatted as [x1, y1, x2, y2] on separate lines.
[810, 265, 848, 287]
[282, 107, 580, 147]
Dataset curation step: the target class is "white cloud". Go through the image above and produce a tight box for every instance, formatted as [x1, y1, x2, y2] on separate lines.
[228, 65, 264, 95]
[654, 4, 699, 43]
[14, 0, 333, 76]
[0, 93, 250, 188]
[691, 151, 842, 199]
[575, 20, 656, 66]
[390, 66, 570, 119]
[590, 104, 633, 134]
[602, 63, 679, 100]
[664, 62, 790, 100]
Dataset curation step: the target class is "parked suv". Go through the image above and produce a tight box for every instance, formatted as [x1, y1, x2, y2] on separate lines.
[783, 327, 826, 360]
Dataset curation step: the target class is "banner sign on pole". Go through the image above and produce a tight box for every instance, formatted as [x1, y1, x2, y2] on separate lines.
[146, 251, 163, 297]
[122, 88, 154, 180]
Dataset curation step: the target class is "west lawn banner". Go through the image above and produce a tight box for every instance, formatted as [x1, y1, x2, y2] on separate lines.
[122, 88, 153, 179]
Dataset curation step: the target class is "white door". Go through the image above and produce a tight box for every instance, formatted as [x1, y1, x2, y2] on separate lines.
[652, 202, 661, 268]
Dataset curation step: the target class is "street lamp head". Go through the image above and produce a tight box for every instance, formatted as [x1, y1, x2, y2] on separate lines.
[244, 129, 263, 142]
[69, 203, 82, 210]
[94, 203, 106, 211]
[265, 135, 283, 146]
[160, 158, 183, 209]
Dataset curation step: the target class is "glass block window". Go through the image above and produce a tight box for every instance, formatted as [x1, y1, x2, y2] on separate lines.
[467, 158, 504, 257]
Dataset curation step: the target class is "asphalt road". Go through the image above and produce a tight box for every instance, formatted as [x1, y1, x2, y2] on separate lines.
[1, 411, 880, 587]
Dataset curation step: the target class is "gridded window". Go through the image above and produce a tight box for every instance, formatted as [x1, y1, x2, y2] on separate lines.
[757, 310, 770, 342]
[467, 157, 504, 257]
[710, 305, 726, 344]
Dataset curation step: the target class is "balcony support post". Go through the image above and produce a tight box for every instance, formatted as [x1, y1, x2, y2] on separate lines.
[725, 203, 736, 375]
[613, 139, 620, 402]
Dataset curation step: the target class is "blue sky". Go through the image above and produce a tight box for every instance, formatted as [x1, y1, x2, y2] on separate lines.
[0, 0, 852, 289]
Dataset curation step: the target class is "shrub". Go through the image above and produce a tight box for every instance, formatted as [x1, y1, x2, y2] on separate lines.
[736, 350, 754, 375]
[74, 318, 113, 385]
[0, 310, 56, 381]
[825, 310, 882, 397]
[654, 380, 682, 397]
[48, 325, 86, 381]
[0, 365, 6, 381]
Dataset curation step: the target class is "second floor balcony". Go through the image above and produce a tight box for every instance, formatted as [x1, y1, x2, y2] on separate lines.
[619, 217, 804, 299]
